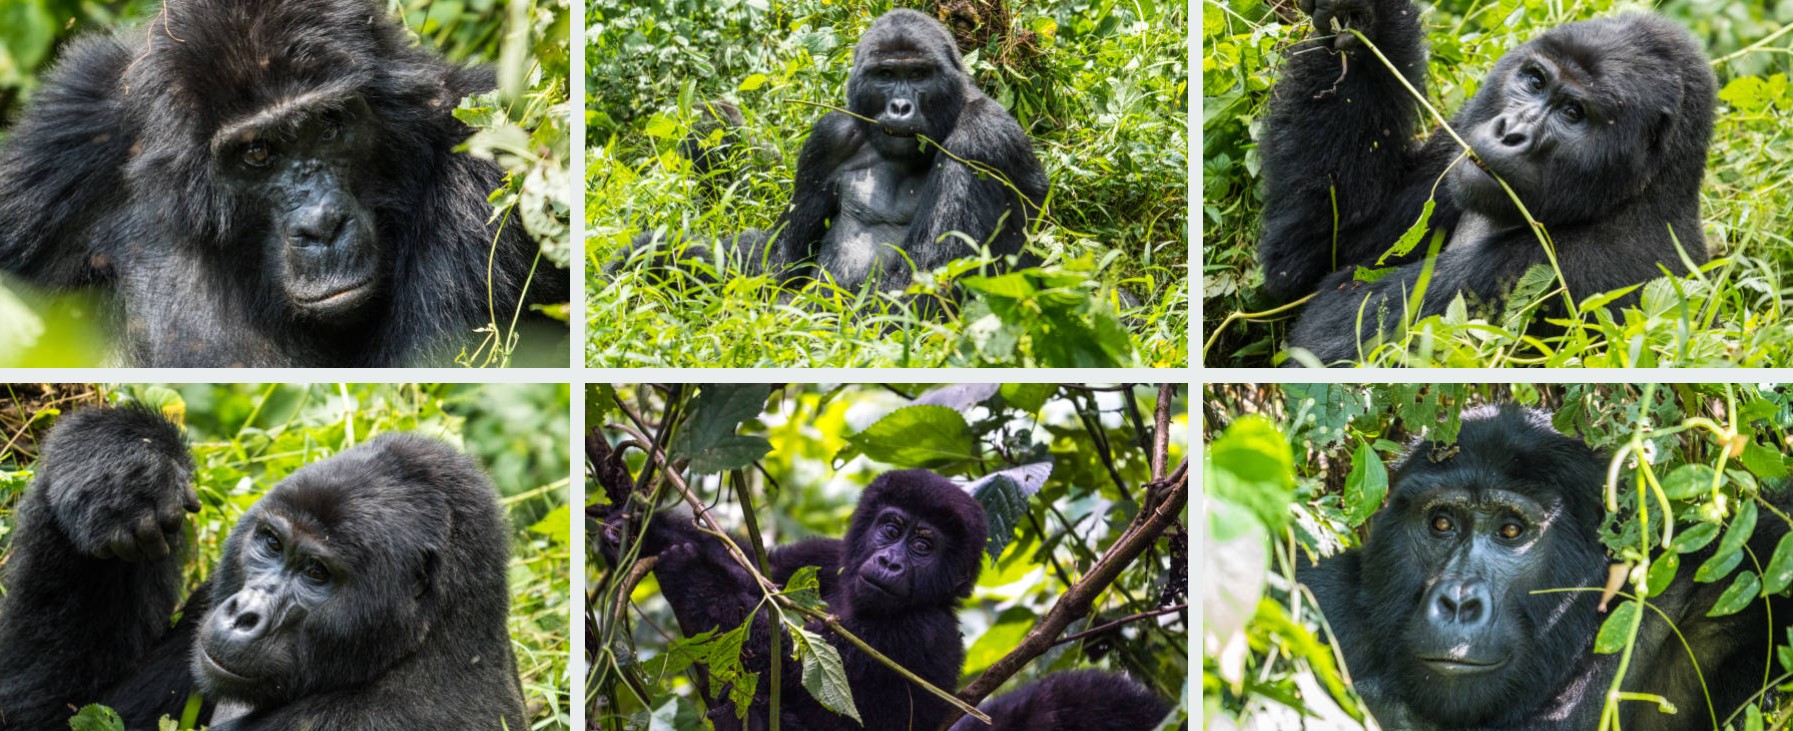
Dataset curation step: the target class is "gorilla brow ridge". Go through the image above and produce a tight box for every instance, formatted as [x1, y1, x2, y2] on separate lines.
[208, 85, 361, 156]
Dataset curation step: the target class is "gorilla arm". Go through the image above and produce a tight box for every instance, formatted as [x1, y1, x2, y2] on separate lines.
[1257, 0, 1453, 301]
[0, 408, 200, 728]
[883, 97, 1047, 293]
[0, 35, 137, 286]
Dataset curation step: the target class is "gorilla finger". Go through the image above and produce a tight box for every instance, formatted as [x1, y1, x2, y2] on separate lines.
[181, 481, 202, 513]
[109, 529, 145, 562]
[136, 514, 172, 560]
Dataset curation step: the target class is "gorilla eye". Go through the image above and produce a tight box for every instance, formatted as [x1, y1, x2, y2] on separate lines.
[1499, 521, 1524, 540]
[302, 561, 331, 584]
[879, 523, 901, 540]
[1522, 68, 1546, 91]
[910, 537, 933, 554]
[1430, 514, 1454, 533]
[241, 141, 272, 167]
[258, 528, 282, 554]
[320, 121, 341, 142]
[1561, 103, 1585, 123]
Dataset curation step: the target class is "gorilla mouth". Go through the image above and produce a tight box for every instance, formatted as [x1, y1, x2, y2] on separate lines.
[860, 574, 906, 598]
[1417, 655, 1506, 676]
[290, 277, 377, 314]
[199, 648, 259, 683]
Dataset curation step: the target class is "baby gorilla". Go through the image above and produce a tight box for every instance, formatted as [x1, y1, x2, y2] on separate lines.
[1257, 0, 1715, 364]
[0, 407, 525, 730]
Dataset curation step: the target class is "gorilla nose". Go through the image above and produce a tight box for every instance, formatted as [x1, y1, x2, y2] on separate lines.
[886, 98, 915, 120]
[1426, 579, 1491, 629]
[290, 205, 348, 249]
[1491, 115, 1530, 148]
[220, 592, 274, 639]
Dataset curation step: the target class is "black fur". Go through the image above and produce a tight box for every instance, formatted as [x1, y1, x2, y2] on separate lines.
[948, 670, 1174, 731]
[598, 468, 986, 730]
[0, 0, 567, 366]
[0, 408, 525, 730]
[1257, 0, 1714, 364]
[1302, 405, 1785, 730]
[628, 9, 1048, 293]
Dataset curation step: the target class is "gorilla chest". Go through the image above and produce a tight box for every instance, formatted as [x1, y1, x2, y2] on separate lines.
[821, 148, 930, 281]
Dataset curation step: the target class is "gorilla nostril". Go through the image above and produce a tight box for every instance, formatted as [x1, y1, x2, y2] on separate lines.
[1501, 131, 1528, 147]
[888, 99, 914, 118]
[232, 610, 263, 633]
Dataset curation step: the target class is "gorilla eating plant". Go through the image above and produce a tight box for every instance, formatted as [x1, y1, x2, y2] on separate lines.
[0, 0, 568, 367]
[0, 406, 529, 729]
[588, 383, 1188, 731]
[1254, 0, 1715, 365]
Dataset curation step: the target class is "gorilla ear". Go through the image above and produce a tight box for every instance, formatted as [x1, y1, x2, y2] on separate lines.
[414, 548, 440, 600]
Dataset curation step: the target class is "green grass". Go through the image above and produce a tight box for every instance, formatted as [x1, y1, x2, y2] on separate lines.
[586, 0, 1189, 368]
[1201, 0, 1793, 367]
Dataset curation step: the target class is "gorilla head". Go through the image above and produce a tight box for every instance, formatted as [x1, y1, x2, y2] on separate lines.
[1356, 406, 1608, 725]
[1446, 14, 1715, 227]
[845, 9, 970, 162]
[194, 434, 515, 709]
[841, 468, 987, 614]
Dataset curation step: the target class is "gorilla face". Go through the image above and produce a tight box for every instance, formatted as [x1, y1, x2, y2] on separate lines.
[852, 506, 949, 607]
[1447, 16, 1700, 227]
[214, 93, 384, 320]
[846, 10, 968, 161]
[194, 447, 443, 707]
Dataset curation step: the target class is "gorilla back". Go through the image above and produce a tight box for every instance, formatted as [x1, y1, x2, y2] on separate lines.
[1301, 405, 1785, 730]
[1257, 0, 1714, 364]
[0, 0, 567, 366]
[0, 408, 526, 730]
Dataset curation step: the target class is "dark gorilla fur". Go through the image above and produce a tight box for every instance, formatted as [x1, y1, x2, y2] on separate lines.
[0, 0, 566, 366]
[1256, 0, 1714, 365]
[596, 468, 1172, 731]
[626, 9, 1048, 294]
[0, 408, 525, 730]
[1301, 405, 1786, 730]
[947, 670, 1173, 731]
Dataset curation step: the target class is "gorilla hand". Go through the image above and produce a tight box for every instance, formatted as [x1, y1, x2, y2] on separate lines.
[38, 407, 198, 562]
[1301, 0, 1379, 50]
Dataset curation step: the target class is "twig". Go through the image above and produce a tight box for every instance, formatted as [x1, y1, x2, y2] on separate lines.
[1050, 603, 1189, 647]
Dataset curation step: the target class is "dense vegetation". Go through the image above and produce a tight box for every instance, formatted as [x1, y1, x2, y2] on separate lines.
[1204, 383, 1793, 728]
[0, 383, 572, 731]
[589, 383, 1189, 729]
[586, 0, 1189, 368]
[1203, 0, 1793, 366]
[0, 0, 571, 367]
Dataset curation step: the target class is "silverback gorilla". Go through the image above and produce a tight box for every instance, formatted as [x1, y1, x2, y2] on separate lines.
[0, 408, 526, 729]
[1302, 405, 1786, 730]
[1257, 0, 1714, 364]
[630, 9, 1049, 294]
[0, 0, 567, 366]
[594, 466, 1171, 730]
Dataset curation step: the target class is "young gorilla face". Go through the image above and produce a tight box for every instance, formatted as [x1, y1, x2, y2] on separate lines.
[1447, 15, 1712, 226]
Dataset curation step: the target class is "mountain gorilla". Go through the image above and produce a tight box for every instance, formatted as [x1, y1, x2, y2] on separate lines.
[0, 0, 566, 366]
[1302, 405, 1786, 730]
[628, 9, 1048, 294]
[0, 407, 526, 729]
[595, 466, 1173, 730]
[1257, 0, 1714, 365]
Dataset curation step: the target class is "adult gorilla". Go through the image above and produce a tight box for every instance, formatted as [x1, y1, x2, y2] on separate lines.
[1302, 405, 1784, 730]
[1257, 0, 1713, 364]
[632, 9, 1049, 293]
[0, 408, 525, 729]
[596, 466, 1173, 730]
[0, 0, 566, 366]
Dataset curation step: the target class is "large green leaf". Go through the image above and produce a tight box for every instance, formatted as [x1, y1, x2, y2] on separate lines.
[840, 405, 977, 469]
[670, 384, 773, 474]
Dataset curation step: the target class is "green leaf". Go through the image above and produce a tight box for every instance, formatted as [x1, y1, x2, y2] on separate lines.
[67, 705, 124, 731]
[738, 73, 769, 91]
[840, 405, 977, 469]
[1761, 533, 1793, 596]
[1376, 197, 1435, 264]
[528, 503, 571, 544]
[1709, 570, 1762, 617]
[997, 383, 1057, 413]
[1645, 553, 1678, 598]
[1594, 600, 1639, 654]
[791, 626, 861, 723]
[969, 463, 1052, 560]
[1204, 416, 1295, 534]
[1673, 521, 1721, 554]
[781, 565, 827, 613]
[1742, 443, 1790, 479]
[1342, 442, 1388, 526]
[1659, 464, 1717, 501]
[1695, 547, 1744, 584]
[1714, 499, 1759, 561]
[669, 385, 773, 474]
[963, 608, 1033, 676]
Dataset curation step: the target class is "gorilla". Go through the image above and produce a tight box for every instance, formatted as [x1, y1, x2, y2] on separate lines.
[0, 407, 526, 729]
[628, 9, 1048, 294]
[1301, 405, 1785, 730]
[595, 466, 1173, 730]
[1256, 0, 1714, 365]
[0, 0, 567, 366]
